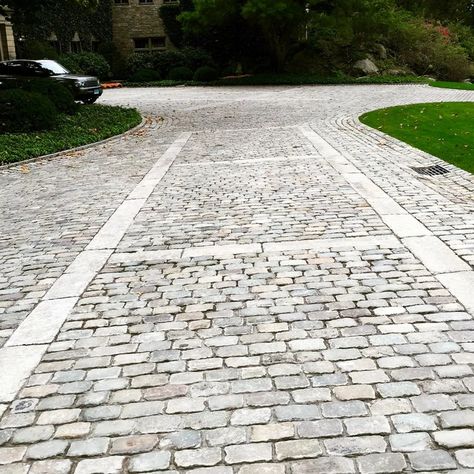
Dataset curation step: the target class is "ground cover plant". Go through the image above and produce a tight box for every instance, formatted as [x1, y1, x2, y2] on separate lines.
[430, 81, 474, 90]
[360, 102, 474, 173]
[123, 73, 426, 87]
[0, 105, 141, 165]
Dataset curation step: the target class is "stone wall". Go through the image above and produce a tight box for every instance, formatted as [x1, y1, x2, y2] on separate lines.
[0, 13, 16, 60]
[112, 0, 169, 57]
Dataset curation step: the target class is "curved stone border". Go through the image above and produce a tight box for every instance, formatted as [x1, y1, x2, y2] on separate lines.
[0, 115, 147, 171]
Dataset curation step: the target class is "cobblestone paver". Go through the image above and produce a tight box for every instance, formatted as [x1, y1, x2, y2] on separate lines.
[0, 84, 474, 472]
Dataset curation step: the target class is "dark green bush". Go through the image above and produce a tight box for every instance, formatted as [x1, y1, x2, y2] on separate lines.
[0, 89, 58, 133]
[58, 53, 111, 80]
[181, 47, 215, 71]
[168, 66, 194, 81]
[22, 80, 78, 115]
[20, 40, 59, 60]
[129, 68, 162, 83]
[98, 42, 127, 78]
[127, 48, 213, 78]
[193, 66, 219, 82]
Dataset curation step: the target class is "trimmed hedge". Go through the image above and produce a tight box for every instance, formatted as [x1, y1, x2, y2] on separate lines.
[129, 69, 161, 83]
[168, 66, 194, 81]
[22, 80, 78, 115]
[59, 52, 111, 80]
[0, 89, 58, 133]
[194, 66, 219, 82]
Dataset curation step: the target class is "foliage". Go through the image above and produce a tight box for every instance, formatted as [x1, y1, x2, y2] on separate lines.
[127, 48, 212, 78]
[395, 0, 474, 25]
[308, 0, 396, 68]
[20, 39, 59, 60]
[360, 102, 474, 173]
[0, 89, 58, 133]
[430, 81, 474, 90]
[213, 72, 425, 85]
[180, 0, 317, 70]
[58, 52, 111, 80]
[386, 13, 473, 80]
[193, 66, 220, 82]
[123, 73, 424, 86]
[97, 42, 127, 78]
[159, 0, 194, 47]
[21, 80, 78, 115]
[129, 69, 162, 83]
[0, 105, 141, 165]
[168, 66, 194, 81]
[9, 0, 112, 56]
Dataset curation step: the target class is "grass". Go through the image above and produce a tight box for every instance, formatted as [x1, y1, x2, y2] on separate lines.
[360, 102, 474, 174]
[0, 105, 142, 165]
[123, 74, 427, 88]
[430, 81, 474, 91]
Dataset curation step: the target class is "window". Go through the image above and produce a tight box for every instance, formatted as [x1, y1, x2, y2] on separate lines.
[139, 0, 153, 4]
[114, 0, 129, 4]
[133, 36, 166, 51]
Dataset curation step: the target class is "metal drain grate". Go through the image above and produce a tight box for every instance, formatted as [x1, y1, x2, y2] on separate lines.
[411, 164, 450, 176]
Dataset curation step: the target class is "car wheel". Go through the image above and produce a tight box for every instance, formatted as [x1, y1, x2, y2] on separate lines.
[82, 98, 98, 104]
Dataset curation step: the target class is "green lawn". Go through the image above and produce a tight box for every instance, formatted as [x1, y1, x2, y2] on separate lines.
[430, 81, 474, 91]
[1, 105, 142, 165]
[360, 102, 474, 173]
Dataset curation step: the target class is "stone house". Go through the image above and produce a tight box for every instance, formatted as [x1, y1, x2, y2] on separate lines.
[112, 0, 175, 57]
[0, 8, 16, 60]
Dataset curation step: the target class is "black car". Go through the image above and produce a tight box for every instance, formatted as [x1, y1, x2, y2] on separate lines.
[0, 59, 102, 104]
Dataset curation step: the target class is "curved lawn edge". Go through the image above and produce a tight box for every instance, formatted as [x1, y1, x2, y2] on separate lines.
[0, 105, 144, 168]
[429, 81, 474, 91]
[359, 102, 474, 174]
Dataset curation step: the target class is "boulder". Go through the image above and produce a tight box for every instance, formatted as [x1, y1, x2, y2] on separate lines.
[386, 68, 414, 77]
[354, 58, 379, 75]
[373, 44, 387, 59]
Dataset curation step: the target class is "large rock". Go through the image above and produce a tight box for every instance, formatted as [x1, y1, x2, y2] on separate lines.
[373, 44, 387, 59]
[354, 58, 379, 75]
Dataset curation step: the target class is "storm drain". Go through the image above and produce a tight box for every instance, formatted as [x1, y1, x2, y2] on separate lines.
[411, 164, 450, 176]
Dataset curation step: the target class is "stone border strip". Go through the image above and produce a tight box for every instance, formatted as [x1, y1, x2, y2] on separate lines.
[173, 155, 321, 167]
[110, 235, 401, 264]
[0, 116, 147, 171]
[0, 131, 192, 402]
[300, 124, 474, 313]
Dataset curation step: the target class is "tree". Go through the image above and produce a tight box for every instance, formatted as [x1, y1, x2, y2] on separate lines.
[396, 0, 474, 24]
[180, 0, 326, 70]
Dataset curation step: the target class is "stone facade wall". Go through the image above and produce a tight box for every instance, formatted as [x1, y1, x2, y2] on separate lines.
[0, 13, 16, 60]
[112, 0, 170, 58]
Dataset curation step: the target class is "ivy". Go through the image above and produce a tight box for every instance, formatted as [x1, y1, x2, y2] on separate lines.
[159, 0, 194, 48]
[12, 0, 112, 53]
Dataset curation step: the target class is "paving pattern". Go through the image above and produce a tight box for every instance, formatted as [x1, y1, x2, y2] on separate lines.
[0, 84, 474, 473]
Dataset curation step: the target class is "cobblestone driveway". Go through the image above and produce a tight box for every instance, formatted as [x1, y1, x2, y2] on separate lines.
[1, 84, 474, 473]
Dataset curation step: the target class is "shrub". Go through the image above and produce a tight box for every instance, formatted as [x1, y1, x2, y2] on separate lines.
[98, 42, 127, 78]
[127, 48, 214, 78]
[20, 40, 59, 60]
[58, 52, 111, 80]
[181, 47, 215, 71]
[22, 80, 78, 115]
[0, 89, 58, 133]
[387, 13, 473, 81]
[193, 66, 219, 82]
[168, 66, 194, 81]
[129, 69, 161, 83]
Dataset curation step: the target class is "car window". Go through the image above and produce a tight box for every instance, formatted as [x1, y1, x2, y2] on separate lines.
[23, 62, 49, 76]
[0, 62, 27, 75]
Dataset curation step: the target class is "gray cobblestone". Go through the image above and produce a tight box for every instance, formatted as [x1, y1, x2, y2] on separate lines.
[2, 85, 474, 473]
